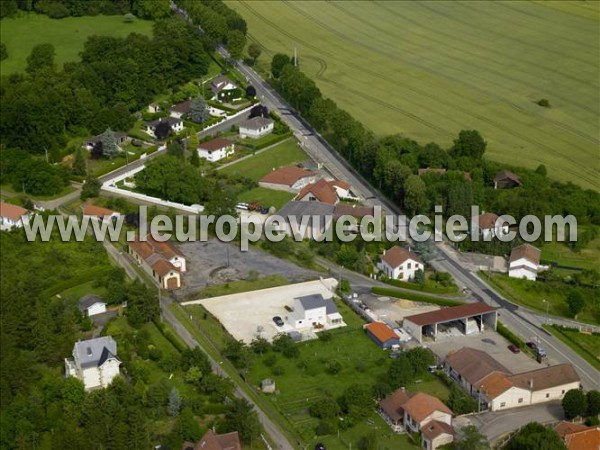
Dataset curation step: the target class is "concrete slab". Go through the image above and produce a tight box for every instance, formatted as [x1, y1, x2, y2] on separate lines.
[182, 278, 339, 343]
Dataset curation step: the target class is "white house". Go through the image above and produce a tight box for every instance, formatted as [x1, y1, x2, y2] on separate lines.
[210, 75, 241, 102]
[169, 99, 192, 119]
[471, 212, 509, 240]
[259, 166, 318, 192]
[239, 116, 274, 139]
[508, 244, 542, 281]
[197, 138, 235, 162]
[65, 336, 121, 391]
[144, 117, 184, 138]
[129, 235, 186, 290]
[288, 294, 345, 331]
[78, 295, 107, 317]
[377, 246, 424, 281]
[0, 203, 30, 231]
[148, 103, 161, 113]
[82, 203, 120, 221]
[296, 178, 339, 205]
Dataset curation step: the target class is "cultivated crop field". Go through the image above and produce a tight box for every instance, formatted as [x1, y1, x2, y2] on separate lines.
[0, 13, 154, 75]
[229, 1, 600, 190]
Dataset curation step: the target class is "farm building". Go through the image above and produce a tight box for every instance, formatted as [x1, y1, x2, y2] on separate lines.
[508, 244, 542, 281]
[403, 303, 498, 343]
[78, 295, 107, 317]
[365, 322, 400, 349]
[129, 235, 186, 290]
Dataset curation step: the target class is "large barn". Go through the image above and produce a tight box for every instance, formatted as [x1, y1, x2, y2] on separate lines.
[403, 303, 498, 343]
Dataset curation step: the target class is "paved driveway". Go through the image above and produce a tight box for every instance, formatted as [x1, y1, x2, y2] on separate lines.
[468, 401, 564, 443]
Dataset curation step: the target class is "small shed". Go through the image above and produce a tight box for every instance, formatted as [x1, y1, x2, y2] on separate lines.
[78, 294, 107, 317]
[366, 322, 400, 349]
[261, 378, 276, 394]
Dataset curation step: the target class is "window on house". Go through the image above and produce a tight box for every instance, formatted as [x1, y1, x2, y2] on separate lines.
[500, 402, 506, 407]
[407, 263, 412, 269]
[562, 390, 565, 394]
[546, 393, 550, 398]
[518, 398, 523, 403]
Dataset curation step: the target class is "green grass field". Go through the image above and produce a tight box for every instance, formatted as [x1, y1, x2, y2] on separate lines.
[221, 138, 309, 180]
[545, 325, 600, 371]
[0, 13, 154, 75]
[229, 1, 600, 190]
[237, 187, 295, 209]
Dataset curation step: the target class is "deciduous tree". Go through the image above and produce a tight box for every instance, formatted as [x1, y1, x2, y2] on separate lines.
[26, 43, 55, 73]
[248, 43, 261, 63]
[562, 389, 587, 419]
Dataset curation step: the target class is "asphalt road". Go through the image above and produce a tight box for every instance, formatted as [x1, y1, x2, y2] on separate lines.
[228, 51, 599, 390]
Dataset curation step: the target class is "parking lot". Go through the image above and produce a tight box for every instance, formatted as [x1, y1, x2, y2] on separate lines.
[182, 278, 339, 343]
[427, 329, 549, 374]
[174, 239, 319, 299]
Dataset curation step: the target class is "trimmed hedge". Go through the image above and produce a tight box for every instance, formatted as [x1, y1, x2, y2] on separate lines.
[371, 287, 461, 307]
[497, 321, 526, 349]
[153, 319, 187, 353]
[384, 278, 458, 295]
[237, 132, 292, 151]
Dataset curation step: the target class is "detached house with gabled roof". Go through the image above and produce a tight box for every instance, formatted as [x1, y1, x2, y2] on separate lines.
[366, 322, 400, 349]
[129, 235, 186, 290]
[259, 166, 318, 192]
[239, 116, 274, 139]
[471, 212, 509, 240]
[288, 294, 345, 331]
[377, 246, 424, 281]
[182, 430, 242, 450]
[0, 203, 30, 231]
[197, 138, 235, 162]
[494, 170, 522, 189]
[379, 389, 454, 450]
[65, 336, 121, 391]
[210, 75, 241, 102]
[508, 243, 542, 281]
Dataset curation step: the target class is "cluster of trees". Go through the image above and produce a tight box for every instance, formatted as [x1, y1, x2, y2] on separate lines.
[1, 18, 210, 154]
[270, 54, 600, 230]
[177, 0, 247, 58]
[562, 388, 600, 423]
[0, 0, 171, 19]
[0, 148, 70, 195]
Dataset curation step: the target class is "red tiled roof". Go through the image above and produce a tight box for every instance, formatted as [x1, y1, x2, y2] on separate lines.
[379, 389, 412, 423]
[151, 259, 177, 277]
[405, 303, 498, 327]
[445, 348, 511, 387]
[183, 430, 242, 450]
[420, 419, 454, 440]
[328, 179, 351, 190]
[494, 170, 522, 185]
[564, 427, 600, 450]
[260, 166, 316, 187]
[333, 204, 375, 220]
[129, 235, 184, 277]
[403, 392, 453, 423]
[366, 322, 398, 344]
[475, 212, 500, 229]
[199, 138, 234, 152]
[509, 244, 541, 265]
[0, 203, 28, 221]
[297, 179, 338, 205]
[478, 371, 514, 399]
[381, 246, 422, 269]
[555, 421, 591, 438]
[83, 203, 115, 217]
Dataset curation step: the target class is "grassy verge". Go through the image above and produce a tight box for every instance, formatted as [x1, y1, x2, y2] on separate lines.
[196, 275, 289, 299]
[221, 139, 308, 181]
[484, 273, 599, 326]
[544, 325, 600, 371]
[371, 287, 462, 307]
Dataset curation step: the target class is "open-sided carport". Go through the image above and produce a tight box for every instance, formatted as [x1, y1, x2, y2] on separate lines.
[403, 303, 498, 343]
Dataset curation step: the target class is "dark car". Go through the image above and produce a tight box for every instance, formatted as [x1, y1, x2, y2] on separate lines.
[315, 444, 326, 450]
[508, 344, 520, 354]
[526, 341, 537, 350]
[272, 316, 284, 327]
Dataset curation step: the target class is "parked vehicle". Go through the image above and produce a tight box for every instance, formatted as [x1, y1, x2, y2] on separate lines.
[508, 344, 521, 354]
[272, 316, 284, 327]
[526, 341, 537, 350]
[537, 347, 547, 357]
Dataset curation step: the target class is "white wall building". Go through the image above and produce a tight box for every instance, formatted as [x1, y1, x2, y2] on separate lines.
[377, 246, 424, 281]
[78, 295, 107, 317]
[197, 138, 235, 162]
[0, 203, 30, 231]
[471, 212, 509, 240]
[508, 244, 542, 281]
[288, 294, 344, 331]
[239, 116, 274, 139]
[65, 336, 121, 391]
[144, 117, 184, 138]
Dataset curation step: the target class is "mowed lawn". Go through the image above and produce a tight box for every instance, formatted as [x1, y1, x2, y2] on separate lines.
[237, 187, 294, 210]
[221, 138, 309, 180]
[229, 1, 600, 190]
[0, 13, 154, 75]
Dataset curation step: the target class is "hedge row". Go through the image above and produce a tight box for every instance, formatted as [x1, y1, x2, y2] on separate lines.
[497, 321, 526, 349]
[153, 319, 187, 354]
[371, 287, 462, 307]
[42, 266, 113, 298]
[384, 278, 458, 295]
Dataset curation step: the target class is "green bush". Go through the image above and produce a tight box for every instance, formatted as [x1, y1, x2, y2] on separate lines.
[497, 321, 525, 349]
[384, 277, 457, 294]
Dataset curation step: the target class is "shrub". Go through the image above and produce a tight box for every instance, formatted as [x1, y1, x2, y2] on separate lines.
[315, 420, 336, 436]
[537, 98, 551, 108]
